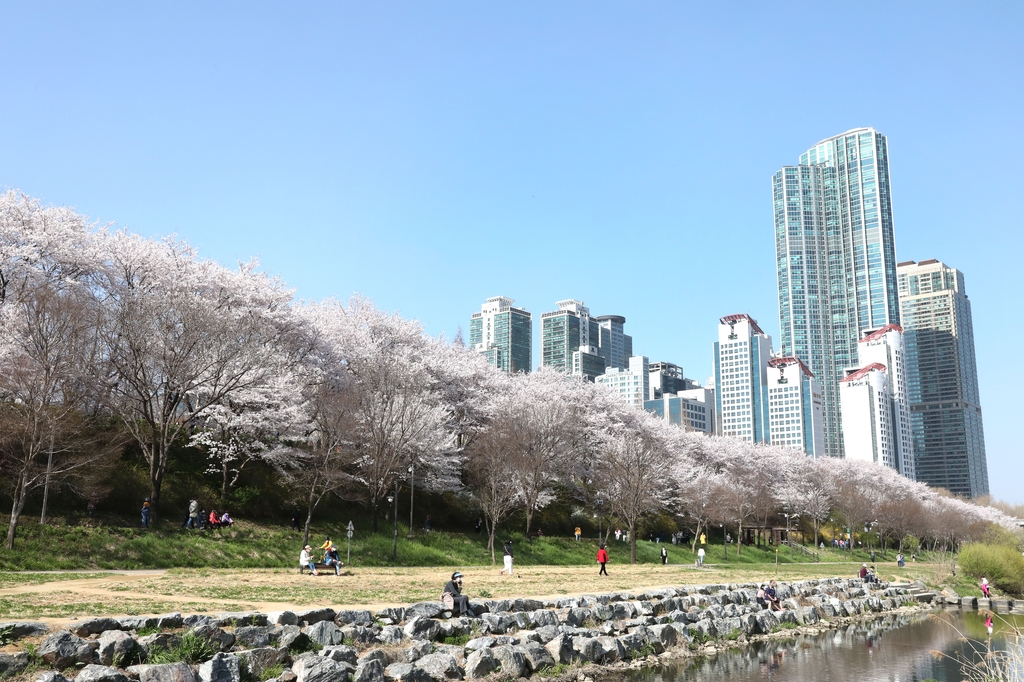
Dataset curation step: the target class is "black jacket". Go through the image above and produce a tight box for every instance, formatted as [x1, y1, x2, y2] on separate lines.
[443, 580, 462, 596]
[503, 543, 513, 557]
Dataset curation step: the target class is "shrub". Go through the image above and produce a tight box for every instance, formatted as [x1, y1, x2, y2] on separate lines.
[959, 542, 1024, 595]
[147, 631, 220, 665]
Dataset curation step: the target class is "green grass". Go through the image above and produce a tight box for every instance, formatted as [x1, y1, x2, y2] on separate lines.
[959, 542, 1024, 596]
[147, 631, 220, 665]
[0, 571, 115, 587]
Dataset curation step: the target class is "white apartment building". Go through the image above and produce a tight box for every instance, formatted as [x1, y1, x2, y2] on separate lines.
[596, 355, 650, 408]
[644, 387, 715, 435]
[839, 324, 915, 478]
[714, 314, 772, 442]
[766, 356, 825, 456]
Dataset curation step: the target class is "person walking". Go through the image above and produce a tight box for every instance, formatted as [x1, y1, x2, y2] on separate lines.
[700, 532, 706, 545]
[697, 546, 706, 567]
[187, 498, 200, 529]
[661, 546, 668, 565]
[597, 544, 609, 576]
[501, 539, 514, 576]
[141, 498, 151, 528]
[574, 526, 582, 542]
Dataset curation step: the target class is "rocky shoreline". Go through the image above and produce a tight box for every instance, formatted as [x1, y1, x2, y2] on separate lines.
[0, 577, 931, 682]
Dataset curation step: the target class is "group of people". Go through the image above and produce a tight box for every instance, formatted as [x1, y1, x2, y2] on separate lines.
[756, 581, 782, 611]
[300, 536, 344, 575]
[183, 498, 234, 530]
[859, 563, 880, 583]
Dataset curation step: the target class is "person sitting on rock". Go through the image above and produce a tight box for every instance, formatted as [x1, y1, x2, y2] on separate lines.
[765, 580, 782, 611]
[442, 571, 473, 617]
[756, 584, 769, 609]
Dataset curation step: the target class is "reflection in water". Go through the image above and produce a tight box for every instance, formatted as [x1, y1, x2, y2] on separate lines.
[632, 611, 1024, 682]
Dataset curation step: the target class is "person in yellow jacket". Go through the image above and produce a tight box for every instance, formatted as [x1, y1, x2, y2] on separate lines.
[574, 527, 582, 542]
[319, 536, 335, 561]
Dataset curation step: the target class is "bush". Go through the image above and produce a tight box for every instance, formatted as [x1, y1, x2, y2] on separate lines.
[958, 542, 1024, 595]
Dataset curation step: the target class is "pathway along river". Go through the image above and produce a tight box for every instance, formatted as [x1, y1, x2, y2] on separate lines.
[630, 610, 1023, 682]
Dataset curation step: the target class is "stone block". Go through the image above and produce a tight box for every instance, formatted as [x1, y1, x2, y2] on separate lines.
[462, 649, 495, 680]
[126, 663, 196, 682]
[40, 632, 96, 669]
[198, 653, 241, 682]
[97, 630, 138, 667]
[413, 653, 461, 680]
[297, 609, 337, 626]
[75, 665, 131, 682]
[304, 622, 343, 647]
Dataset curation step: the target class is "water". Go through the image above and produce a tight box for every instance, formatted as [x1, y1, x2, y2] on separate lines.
[632, 610, 1024, 682]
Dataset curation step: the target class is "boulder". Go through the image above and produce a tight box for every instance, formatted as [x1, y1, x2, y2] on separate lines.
[527, 610, 558, 629]
[490, 646, 525, 677]
[376, 626, 405, 645]
[305, 622, 344, 647]
[353, 660, 385, 682]
[35, 673, 70, 682]
[156, 614, 183, 629]
[183, 616, 213, 629]
[593, 637, 624, 664]
[648, 624, 678, 648]
[413, 653, 462, 680]
[357, 650, 391, 667]
[405, 603, 445, 620]
[543, 635, 573, 664]
[198, 653, 241, 682]
[383, 663, 433, 682]
[515, 643, 555, 673]
[97, 630, 139, 667]
[534, 626, 559, 644]
[0, 621, 49, 640]
[403, 641, 432, 664]
[429, 646, 464, 666]
[40, 632, 96, 669]
[293, 656, 354, 682]
[319, 646, 358, 665]
[75, 665, 131, 682]
[236, 648, 286, 679]
[339, 625, 376, 645]
[72, 618, 123, 638]
[464, 637, 494, 651]
[214, 613, 267, 627]
[0, 652, 30, 677]
[126, 663, 196, 682]
[191, 626, 235, 652]
[403, 618, 440, 642]
[118, 617, 159, 632]
[137, 634, 181, 654]
[335, 611, 374, 626]
[234, 626, 273, 649]
[273, 625, 304, 650]
[375, 608, 406, 623]
[462, 649, 495, 680]
[267, 611, 299, 626]
[297, 609, 337, 626]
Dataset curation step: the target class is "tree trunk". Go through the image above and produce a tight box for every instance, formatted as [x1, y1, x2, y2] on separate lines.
[371, 501, 379, 533]
[690, 522, 703, 554]
[40, 438, 54, 525]
[487, 520, 496, 566]
[221, 459, 230, 509]
[524, 505, 534, 537]
[408, 466, 414, 538]
[813, 519, 819, 550]
[149, 440, 164, 522]
[6, 476, 29, 550]
[629, 520, 637, 564]
[303, 488, 315, 548]
[736, 521, 742, 556]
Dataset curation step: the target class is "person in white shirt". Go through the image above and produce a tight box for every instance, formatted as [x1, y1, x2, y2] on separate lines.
[300, 544, 318, 575]
[697, 546, 706, 567]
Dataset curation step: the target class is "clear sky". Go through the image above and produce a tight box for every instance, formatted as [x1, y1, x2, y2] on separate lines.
[2, 3, 1021, 503]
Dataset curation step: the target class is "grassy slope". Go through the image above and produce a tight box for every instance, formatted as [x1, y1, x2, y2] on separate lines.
[0, 516, 919, 571]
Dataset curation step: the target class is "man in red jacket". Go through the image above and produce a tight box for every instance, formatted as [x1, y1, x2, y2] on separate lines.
[597, 545, 609, 576]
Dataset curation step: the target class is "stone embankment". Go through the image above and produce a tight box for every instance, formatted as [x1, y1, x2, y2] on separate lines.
[0, 578, 926, 682]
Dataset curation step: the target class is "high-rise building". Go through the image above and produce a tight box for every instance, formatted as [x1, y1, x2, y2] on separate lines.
[593, 315, 633, 371]
[596, 356, 649, 408]
[773, 128, 901, 457]
[840, 325, 915, 477]
[767, 357, 825, 456]
[714, 314, 773, 442]
[540, 299, 606, 381]
[647, 362, 699, 400]
[645, 387, 715, 435]
[897, 260, 988, 497]
[469, 296, 532, 373]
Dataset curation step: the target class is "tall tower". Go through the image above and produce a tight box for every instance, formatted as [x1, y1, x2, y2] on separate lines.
[713, 314, 773, 443]
[469, 296, 532, 373]
[540, 300, 606, 380]
[593, 315, 633, 371]
[773, 128, 901, 457]
[897, 260, 989, 497]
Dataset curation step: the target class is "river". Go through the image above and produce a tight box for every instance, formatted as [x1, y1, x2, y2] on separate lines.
[631, 610, 1024, 682]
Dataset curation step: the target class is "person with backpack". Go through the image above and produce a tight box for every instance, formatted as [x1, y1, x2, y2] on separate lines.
[442, 571, 473, 616]
[597, 544, 609, 576]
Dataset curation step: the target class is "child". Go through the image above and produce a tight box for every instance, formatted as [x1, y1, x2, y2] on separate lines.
[981, 577, 991, 598]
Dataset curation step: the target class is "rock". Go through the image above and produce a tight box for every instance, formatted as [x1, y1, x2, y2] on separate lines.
[267, 612, 299, 626]
[304, 622, 343, 647]
[353, 660, 385, 682]
[462, 649, 495, 680]
[383, 663, 433, 682]
[137, 634, 181, 654]
[405, 603, 445, 620]
[490, 646, 525, 677]
[156, 614, 183, 629]
[335, 610, 374, 626]
[543, 635, 574, 664]
[198, 653, 241, 682]
[214, 613, 267, 627]
[534, 626, 559, 644]
[403, 618, 441, 642]
[36, 673, 71, 682]
[0, 652, 30, 677]
[339, 625, 376, 645]
[76, 665, 132, 682]
[414, 653, 462, 680]
[279, 673, 297, 682]
[236, 648, 286, 678]
[297, 609, 337, 626]
[318, 646, 358, 665]
[403, 640, 433, 663]
[126, 663, 196, 682]
[98, 630, 139, 667]
[183, 616, 213, 630]
[0, 621, 49, 640]
[293, 656, 354, 682]
[234, 626, 273, 649]
[191, 626, 235, 652]
[40, 632, 96, 669]
[358, 650, 391, 667]
[375, 608, 406, 623]
[570, 637, 603, 664]
[528, 610, 558, 629]
[118, 617, 159, 632]
[377, 626, 405, 645]
[593, 637, 624, 664]
[515, 643, 555, 673]
[72, 618, 123, 637]
[648, 624, 677, 648]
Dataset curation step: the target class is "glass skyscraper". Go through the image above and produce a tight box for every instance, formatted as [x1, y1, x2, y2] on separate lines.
[898, 260, 988, 498]
[469, 296, 532, 374]
[540, 299, 606, 381]
[773, 128, 901, 457]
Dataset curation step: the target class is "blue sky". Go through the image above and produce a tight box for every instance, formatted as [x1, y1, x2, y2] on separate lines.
[3, 3, 1021, 503]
